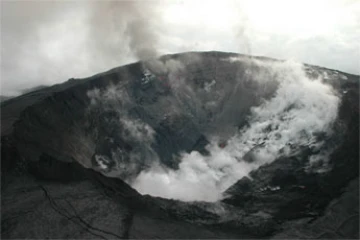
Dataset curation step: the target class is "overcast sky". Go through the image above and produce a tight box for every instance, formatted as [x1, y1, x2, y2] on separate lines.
[1, 0, 359, 96]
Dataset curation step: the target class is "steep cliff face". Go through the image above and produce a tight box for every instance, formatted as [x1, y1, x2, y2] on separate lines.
[1, 51, 358, 239]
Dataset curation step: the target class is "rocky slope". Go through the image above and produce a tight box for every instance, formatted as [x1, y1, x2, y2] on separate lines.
[1, 51, 359, 238]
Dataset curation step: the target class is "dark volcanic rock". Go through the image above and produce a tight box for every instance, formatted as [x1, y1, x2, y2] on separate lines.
[222, 73, 359, 237]
[8, 52, 279, 178]
[1, 51, 359, 239]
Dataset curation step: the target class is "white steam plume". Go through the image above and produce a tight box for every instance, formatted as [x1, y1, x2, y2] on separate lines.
[132, 60, 340, 202]
[1, 1, 162, 95]
[86, 83, 158, 178]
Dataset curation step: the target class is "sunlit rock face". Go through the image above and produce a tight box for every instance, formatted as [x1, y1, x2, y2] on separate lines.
[2, 51, 358, 239]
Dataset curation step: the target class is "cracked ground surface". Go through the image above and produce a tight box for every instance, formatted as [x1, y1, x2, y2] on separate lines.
[2, 171, 358, 239]
[1, 170, 247, 239]
[1, 174, 129, 239]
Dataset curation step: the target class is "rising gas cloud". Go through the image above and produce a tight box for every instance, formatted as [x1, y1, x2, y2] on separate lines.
[132, 60, 340, 202]
[1, 1, 162, 95]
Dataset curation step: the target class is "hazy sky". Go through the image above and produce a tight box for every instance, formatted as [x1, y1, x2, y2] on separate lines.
[1, 0, 359, 96]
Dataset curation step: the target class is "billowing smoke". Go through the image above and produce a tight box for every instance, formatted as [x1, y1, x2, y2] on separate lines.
[2, 1, 358, 96]
[1, 1, 161, 95]
[86, 83, 158, 178]
[88, 1, 161, 61]
[85, 53, 204, 179]
[132, 60, 340, 202]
